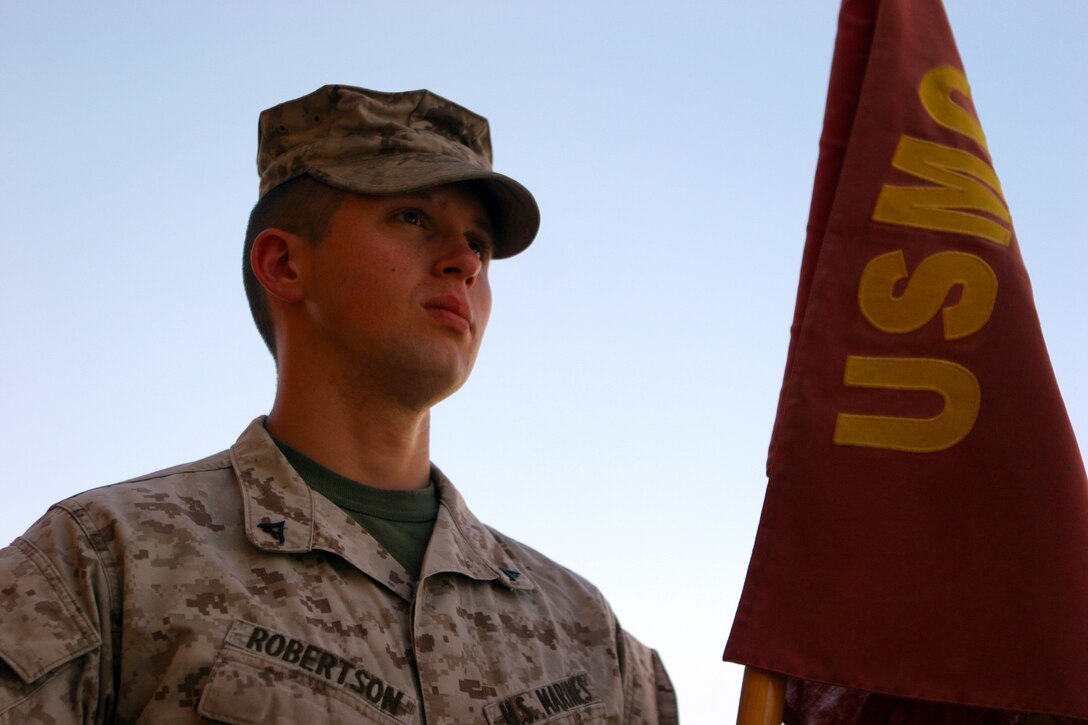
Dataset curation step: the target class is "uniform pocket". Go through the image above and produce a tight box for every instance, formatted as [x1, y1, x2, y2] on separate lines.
[484, 673, 609, 725]
[196, 620, 417, 725]
[485, 699, 607, 725]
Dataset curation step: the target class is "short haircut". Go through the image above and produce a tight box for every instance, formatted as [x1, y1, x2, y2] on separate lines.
[242, 175, 348, 359]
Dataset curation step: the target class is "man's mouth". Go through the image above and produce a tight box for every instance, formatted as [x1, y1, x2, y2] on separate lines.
[423, 295, 472, 333]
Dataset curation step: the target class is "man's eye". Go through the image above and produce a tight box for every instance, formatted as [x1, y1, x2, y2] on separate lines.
[398, 210, 425, 226]
[469, 240, 490, 261]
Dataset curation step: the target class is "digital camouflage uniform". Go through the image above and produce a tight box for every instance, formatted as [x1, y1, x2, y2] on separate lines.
[0, 418, 677, 724]
[2, 86, 676, 723]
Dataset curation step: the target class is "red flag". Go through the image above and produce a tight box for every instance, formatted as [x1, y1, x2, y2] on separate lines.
[724, 0, 1088, 720]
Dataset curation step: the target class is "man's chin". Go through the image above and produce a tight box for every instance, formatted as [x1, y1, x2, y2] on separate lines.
[384, 352, 478, 409]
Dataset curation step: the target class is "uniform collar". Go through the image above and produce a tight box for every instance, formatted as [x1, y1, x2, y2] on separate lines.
[425, 466, 535, 591]
[229, 417, 534, 600]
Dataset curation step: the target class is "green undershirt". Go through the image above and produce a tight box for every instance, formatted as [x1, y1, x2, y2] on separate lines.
[274, 440, 438, 579]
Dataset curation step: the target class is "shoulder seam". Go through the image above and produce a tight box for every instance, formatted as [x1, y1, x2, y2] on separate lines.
[51, 501, 120, 636]
[122, 459, 232, 484]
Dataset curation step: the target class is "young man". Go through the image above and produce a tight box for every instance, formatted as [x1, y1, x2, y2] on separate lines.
[0, 86, 677, 724]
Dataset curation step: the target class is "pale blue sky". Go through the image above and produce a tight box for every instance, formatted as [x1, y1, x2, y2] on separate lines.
[2, 2, 1084, 721]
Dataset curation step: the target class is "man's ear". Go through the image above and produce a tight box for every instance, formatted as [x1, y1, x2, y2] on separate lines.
[250, 229, 308, 304]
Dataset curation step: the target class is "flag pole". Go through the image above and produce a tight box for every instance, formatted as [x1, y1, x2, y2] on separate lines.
[736, 666, 785, 725]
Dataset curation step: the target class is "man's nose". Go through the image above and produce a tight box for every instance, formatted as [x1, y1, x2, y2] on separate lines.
[434, 236, 483, 287]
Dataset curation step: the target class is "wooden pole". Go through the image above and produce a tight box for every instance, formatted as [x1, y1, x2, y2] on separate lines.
[736, 666, 786, 725]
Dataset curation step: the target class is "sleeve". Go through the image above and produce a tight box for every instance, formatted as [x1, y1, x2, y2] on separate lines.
[617, 626, 679, 725]
[0, 504, 115, 724]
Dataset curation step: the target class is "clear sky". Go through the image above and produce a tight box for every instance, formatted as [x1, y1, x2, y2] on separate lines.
[1, 2, 1084, 721]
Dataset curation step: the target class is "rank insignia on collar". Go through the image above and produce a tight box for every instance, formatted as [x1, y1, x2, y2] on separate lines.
[257, 520, 286, 544]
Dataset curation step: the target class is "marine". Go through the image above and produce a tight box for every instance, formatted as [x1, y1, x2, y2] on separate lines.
[0, 85, 677, 724]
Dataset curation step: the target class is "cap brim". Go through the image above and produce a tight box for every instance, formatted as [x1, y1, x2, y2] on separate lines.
[308, 153, 539, 259]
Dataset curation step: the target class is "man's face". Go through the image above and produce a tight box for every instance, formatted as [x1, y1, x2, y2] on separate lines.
[300, 182, 495, 408]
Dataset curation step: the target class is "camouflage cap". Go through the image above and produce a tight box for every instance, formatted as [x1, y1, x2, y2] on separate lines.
[257, 85, 539, 258]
